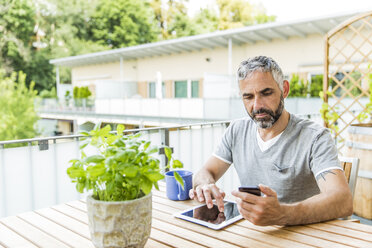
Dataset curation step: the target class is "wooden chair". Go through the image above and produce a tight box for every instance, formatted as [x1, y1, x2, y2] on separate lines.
[339, 156, 360, 200]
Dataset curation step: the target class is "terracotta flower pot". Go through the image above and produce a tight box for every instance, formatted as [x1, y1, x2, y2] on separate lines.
[86, 193, 152, 248]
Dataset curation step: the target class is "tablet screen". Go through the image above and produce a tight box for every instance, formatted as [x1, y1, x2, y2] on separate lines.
[179, 201, 241, 225]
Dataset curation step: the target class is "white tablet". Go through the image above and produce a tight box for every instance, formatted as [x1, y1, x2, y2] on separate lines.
[173, 200, 242, 230]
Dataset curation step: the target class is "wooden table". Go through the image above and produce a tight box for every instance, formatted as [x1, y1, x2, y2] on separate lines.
[1, 185, 372, 248]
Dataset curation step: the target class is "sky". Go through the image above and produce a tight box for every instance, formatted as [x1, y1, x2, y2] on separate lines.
[187, 0, 372, 22]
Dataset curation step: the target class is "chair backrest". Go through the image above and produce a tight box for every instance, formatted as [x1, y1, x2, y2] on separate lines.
[339, 156, 360, 200]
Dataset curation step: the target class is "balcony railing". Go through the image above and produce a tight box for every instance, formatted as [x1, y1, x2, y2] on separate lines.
[37, 97, 348, 122]
[0, 116, 321, 218]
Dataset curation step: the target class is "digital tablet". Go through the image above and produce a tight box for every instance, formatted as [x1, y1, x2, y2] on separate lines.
[173, 200, 242, 230]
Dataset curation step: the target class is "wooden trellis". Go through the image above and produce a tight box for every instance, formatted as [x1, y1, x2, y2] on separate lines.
[323, 11, 372, 152]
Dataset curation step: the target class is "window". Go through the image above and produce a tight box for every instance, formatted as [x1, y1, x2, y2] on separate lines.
[191, 80, 199, 98]
[149, 82, 156, 98]
[149, 82, 165, 98]
[175, 80, 187, 98]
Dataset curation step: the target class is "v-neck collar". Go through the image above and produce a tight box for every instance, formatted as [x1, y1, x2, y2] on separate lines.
[253, 114, 293, 154]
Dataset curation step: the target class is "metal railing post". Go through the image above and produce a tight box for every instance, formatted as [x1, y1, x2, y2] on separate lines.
[159, 128, 170, 170]
[0, 144, 6, 217]
[28, 142, 35, 210]
[53, 139, 58, 204]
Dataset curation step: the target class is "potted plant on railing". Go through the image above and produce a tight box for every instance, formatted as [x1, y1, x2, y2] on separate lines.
[66, 124, 183, 248]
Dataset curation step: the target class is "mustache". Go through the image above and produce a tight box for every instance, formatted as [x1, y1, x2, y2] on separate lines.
[251, 108, 275, 118]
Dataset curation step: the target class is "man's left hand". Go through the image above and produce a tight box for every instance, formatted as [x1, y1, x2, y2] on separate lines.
[231, 184, 286, 226]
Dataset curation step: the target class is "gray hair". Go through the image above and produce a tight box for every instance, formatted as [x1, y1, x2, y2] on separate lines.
[237, 56, 284, 91]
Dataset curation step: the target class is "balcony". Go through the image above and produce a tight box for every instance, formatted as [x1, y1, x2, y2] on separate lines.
[1, 116, 329, 219]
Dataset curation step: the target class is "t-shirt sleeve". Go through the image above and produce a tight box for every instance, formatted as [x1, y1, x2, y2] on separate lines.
[212, 123, 234, 164]
[310, 129, 342, 179]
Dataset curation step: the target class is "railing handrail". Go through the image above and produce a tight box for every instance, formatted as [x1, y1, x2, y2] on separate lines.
[0, 120, 232, 146]
[0, 113, 323, 146]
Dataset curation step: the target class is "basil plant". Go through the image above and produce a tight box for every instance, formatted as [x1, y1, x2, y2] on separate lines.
[67, 124, 183, 201]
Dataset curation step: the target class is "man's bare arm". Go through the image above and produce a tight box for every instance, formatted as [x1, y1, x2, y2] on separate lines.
[193, 156, 230, 189]
[280, 169, 353, 225]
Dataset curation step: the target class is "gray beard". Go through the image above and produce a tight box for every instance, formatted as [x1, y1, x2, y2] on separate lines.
[247, 95, 284, 129]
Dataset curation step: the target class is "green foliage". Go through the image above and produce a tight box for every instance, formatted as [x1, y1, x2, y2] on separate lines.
[0, 0, 275, 94]
[288, 74, 307, 97]
[0, 70, 39, 143]
[39, 87, 57, 99]
[89, 0, 159, 48]
[216, 0, 275, 30]
[310, 74, 323, 97]
[67, 124, 184, 201]
[319, 91, 340, 135]
[73, 86, 92, 99]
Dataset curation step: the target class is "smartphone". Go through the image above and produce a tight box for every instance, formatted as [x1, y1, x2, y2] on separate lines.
[238, 186, 261, 196]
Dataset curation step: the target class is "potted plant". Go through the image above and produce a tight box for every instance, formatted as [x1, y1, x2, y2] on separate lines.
[67, 124, 183, 248]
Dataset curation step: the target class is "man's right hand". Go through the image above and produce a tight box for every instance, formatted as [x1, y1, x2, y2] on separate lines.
[189, 184, 226, 212]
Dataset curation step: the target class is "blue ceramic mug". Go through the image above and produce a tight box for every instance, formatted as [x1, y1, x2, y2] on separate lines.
[165, 170, 193, 201]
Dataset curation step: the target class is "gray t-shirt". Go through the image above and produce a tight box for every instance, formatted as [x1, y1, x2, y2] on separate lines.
[214, 114, 341, 203]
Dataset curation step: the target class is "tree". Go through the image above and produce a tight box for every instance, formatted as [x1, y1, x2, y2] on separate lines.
[89, 0, 159, 48]
[150, 0, 189, 39]
[0, 71, 39, 143]
[0, 0, 35, 80]
[216, 0, 275, 30]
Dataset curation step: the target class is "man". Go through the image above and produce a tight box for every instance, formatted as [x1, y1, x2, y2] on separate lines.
[189, 56, 352, 226]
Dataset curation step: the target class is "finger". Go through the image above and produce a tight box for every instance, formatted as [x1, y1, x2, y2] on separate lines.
[231, 190, 259, 204]
[219, 189, 226, 199]
[202, 186, 214, 208]
[211, 186, 225, 212]
[195, 187, 205, 202]
[258, 184, 277, 197]
[189, 189, 195, 199]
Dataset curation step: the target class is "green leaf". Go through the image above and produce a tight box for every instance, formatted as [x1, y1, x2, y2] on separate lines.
[164, 147, 172, 161]
[174, 171, 185, 190]
[147, 147, 158, 154]
[79, 140, 89, 149]
[113, 138, 125, 147]
[140, 177, 152, 195]
[85, 155, 105, 163]
[87, 164, 106, 178]
[143, 141, 151, 150]
[145, 171, 164, 182]
[122, 166, 138, 178]
[114, 151, 128, 162]
[106, 135, 117, 145]
[67, 166, 85, 178]
[117, 124, 125, 136]
[80, 131, 89, 136]
[172, 159, 183, 169]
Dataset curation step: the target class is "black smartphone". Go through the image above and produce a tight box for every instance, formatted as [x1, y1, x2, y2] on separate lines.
[238, 186, 261, 196]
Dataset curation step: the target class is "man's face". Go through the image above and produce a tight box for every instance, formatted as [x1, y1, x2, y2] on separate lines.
[239, 71, 285, 129]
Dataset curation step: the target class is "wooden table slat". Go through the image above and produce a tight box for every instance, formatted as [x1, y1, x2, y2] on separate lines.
[327, 219, 372, 234]
[145, 238, 173, 248]
[65, 200, 87, 212]
[0, 222, 38, 248]
[52, 204, 89, 224]
[284, 225, 372, 247]
[152, 218, 241, 248]
[1, 216, 68, 248]
[236, 221, 351, 248]
[35, 207, 91, 239]
[17, 211, 95, 248]
[306, 222, 372, 242]
[150, 228, 206, 248]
